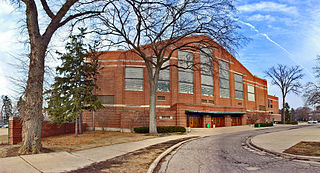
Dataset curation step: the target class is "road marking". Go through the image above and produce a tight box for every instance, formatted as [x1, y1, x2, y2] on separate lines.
[246, 167, 260, 171]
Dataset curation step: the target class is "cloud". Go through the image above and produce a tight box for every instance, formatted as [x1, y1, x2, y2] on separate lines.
[0, 1, 14, 15]
[0, 30, 15, 52]
[239, 20, 315, 80]
[247, 14, 276, 22]
[238, 2, 298, 16]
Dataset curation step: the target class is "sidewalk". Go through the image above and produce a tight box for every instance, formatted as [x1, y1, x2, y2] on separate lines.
[251, 124, 320, 153]
[0, 125, 257, 173]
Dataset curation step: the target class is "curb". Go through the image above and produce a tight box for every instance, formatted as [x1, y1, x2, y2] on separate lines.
[246, 135, 320, 163]
[147, 137, 199, 173]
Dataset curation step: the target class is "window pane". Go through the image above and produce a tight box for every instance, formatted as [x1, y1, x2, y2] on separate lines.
[97, 95, 114, 104]
[201, 85, 214, 96]
[125, 79, 143, 91]
[234, 73, 242, 82]
[248, 93, 255, 101]
[178, 50, 193, 69]
[159, 69, 170, 80]
[179, 71, 193, 83]
[235, 91, 243, 99]
[219, 69, 229, 79]
[235, 82, 243, 91]
[157, 81, 170, 92]
[248, 84, 255, 93]
[220, 88, 230, 98]
[220, 78, 229, 89]
[201, 74, 213, 86]
[179, 83, 193, 94]
[219, 60, 229, 70]
[125, 67, 143, 78]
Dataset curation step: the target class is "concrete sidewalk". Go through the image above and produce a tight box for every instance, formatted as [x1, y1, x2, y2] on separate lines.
[0, 125, 258, 173]
[251, 124, 320, 153]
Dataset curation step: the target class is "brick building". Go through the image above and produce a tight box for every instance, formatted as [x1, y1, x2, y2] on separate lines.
[83, 35, 279, 132]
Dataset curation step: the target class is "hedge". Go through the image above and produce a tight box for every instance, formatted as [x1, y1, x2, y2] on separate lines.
[254, 122, 273, 127]
[134, 126, 186, 133]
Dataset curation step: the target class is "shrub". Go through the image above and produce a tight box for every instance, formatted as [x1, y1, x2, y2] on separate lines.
[278, 121, 299, 125]
[254, 122, 273, 127]
[134, 126, 186, 133]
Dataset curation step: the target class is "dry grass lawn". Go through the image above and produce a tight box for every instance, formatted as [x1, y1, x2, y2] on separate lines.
[42, 131, 157, 152]
[284, 141, 320, 156]
[0, 131, 157, 158]
[68, 137, 196, 173]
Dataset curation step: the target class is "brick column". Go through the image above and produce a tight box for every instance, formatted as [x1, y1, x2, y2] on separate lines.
[203, 115, 211, 128]
[241, 114, 248, 125]
[225, 115, 232, 127]
[8, 116, 22, 145]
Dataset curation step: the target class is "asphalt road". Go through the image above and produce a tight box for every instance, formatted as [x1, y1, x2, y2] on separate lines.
[157, 126, 320, 173]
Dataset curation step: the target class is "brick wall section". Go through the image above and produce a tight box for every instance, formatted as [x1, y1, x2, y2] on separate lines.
[9, 117, 86, 145]
[84, 35, 279, 130]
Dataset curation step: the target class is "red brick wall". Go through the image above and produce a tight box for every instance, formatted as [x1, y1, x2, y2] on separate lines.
[8, 117, 85, 145]
[85, 35, 278, 130]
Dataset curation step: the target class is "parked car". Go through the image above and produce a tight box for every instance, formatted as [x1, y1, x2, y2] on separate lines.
[308, 120, 317, 124]
[3, 123, 8, 128]
[0, 123, 3, 128]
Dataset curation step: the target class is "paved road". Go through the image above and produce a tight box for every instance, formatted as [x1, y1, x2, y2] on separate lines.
[158, 126, 320, 173]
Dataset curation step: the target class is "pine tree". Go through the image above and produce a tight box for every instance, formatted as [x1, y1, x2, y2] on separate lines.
[1, 95, 13, 123]
[46, 28, 103, 136]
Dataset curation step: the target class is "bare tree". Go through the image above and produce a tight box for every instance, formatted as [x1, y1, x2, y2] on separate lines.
[10, 0, 108, 154]
[94, 0, 245, 134]
[265, 64, 304, 124]
[294, 107, 311, 121]
[304, 56, 320, 108]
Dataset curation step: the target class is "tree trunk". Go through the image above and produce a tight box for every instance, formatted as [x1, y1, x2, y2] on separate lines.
[19, 39, 47, 154]
[282, 96, 285, 124]
[93, 111, 95, 131]
[149, 82, 158, 135]
[79, 112, 82, 134]
[75, 116, 78, 137]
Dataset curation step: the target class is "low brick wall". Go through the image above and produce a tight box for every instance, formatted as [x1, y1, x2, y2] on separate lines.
[9, 117, 85, 145]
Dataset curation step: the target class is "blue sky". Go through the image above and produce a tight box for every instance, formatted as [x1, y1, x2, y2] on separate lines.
[0, 0, 320, 109]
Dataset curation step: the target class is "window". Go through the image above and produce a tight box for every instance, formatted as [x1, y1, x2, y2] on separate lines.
[201, 99, 207, 103]
[201, 47, 214, 96]
[234, 73, 243, 99]
[248, 84, 255, 101]
[153, 58, 170, 92]
[157, 96, 166, 101]
[219, 60, 230, 98]
[125, 67, 143, 91]
[160, 116, 172, 120]
[259, 105, 266, 111]
[208, 100, 214, 104]
[97, 95, 114, 104]
[178, 50, 194, 94]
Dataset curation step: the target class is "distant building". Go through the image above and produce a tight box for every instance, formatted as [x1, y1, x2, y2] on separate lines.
[267, 95, 281, 122]
[83, 35, 279, 132]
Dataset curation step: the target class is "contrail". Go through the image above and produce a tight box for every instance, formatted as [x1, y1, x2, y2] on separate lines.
[240, 20, 315, 80]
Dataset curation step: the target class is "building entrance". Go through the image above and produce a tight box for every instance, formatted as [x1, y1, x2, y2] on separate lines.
[211, 116, 225, 127]
[231, 116, 242, 126]
[187, 115, 203, 128]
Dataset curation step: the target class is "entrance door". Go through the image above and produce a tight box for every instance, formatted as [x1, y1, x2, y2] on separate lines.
[211, 117, 225, 127]
[231, 117, 242, 126]
[187, 115, 203, 128]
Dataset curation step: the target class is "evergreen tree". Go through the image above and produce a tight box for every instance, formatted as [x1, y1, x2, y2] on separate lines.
[1, 95, 13, 123]
[284, 103, 292, 123]
[46, 28, 103, 136]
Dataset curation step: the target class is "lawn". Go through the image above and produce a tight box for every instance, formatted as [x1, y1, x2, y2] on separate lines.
[0, 131, 157, 158]
[284, 141, 320, 156]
